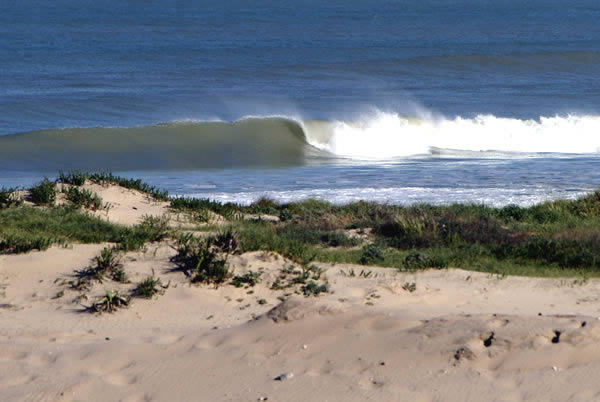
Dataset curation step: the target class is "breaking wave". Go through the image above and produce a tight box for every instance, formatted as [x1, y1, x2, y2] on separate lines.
[314, 112, 600, 158]
[1, 112, 600, 171]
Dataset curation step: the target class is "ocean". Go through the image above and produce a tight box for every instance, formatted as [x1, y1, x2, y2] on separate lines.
[2, 0, 600, 206]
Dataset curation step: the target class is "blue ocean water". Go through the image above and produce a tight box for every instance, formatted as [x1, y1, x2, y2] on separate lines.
[1, 0, 600, 205]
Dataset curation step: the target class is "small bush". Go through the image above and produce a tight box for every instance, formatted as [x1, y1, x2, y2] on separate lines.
[134, 273, 167, 298]
[0, 187, 23, 209]
[64, 187, 104, 210]
[375, 211, 438, 248]
[191, 256, 230, 285]
[89, 290, 129, 314]
[360, 244, 385, 265]
[302, 280, 329, 297]
[58, 171, 88, 186]
[279, 209, 293, 222]
[248, 197, 281, 215]
[116, 215, 170, 252]
[402, 252, 448, 270]
[76, 247, 123, 283]
[170, 197, 238, 220]
[320, 232, 360, 247]
[213, 228, 239, 254]
[0, 235, 53, 254]
[402, 282, 417, 292]
[29, 179, 56, 206]
[497, 204, 526, 222]
[173, 235, 233, 286]
[493, 237, 600, 269]
[231, 270, 263, 287]
[111, 267, 127, 282]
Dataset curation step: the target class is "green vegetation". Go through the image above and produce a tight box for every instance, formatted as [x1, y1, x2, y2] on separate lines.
[0, 187, 23, 209]
[6, 171, 600, 278]
[224, 194, 600, 277]
[134, 272, 168, 298]
[172, 232, 235, 286]
[58, 170, 88, 186]
[75, 247, 123, 285]
[29, 178, 57, 206]
[231, 270, 263, 287]
[302, 280, 329, 297]
[57, 170, 169, 200]
[89, 290, 130, 314]
[63, 186, 105, 210]
[0, 207, 169, 255]
[116, 215, 170, 252]
[170, 197, 238, 220]
[0, 207, 123, 254]
[87, 172, 169, 201]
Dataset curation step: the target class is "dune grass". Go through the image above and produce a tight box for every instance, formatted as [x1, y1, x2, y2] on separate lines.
[220, 193, 600, 277]
[63, 186, 105, 211]
[0, 206, 169, 255]
[29, 178, 57, 206]
[5, 170, 600, 278]
[57, 170, 169, 200]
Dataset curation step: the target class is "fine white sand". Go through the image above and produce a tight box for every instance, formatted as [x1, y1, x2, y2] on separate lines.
[2, 186, 600, 401]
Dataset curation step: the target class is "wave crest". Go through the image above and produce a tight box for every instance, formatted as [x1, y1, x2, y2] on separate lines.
[1, 112, 600, 171]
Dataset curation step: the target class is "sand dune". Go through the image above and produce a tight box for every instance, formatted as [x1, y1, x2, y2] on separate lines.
[3, 240, 600, 401]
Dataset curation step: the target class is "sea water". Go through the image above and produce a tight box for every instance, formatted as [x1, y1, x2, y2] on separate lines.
[2, 0, 600, 205]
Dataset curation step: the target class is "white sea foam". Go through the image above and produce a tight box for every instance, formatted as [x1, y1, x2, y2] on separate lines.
[185, 186, 591, 208]
[305, 112, 600, 158]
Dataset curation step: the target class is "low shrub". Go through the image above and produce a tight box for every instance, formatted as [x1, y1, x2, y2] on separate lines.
[89, 290, 129, 314]
[58, 170, 88, 186]
[29, 179, 56, 206]
[320, 231, 360, 247]
[360, 244, 385, 265]
[493, 237, 600, 269]
[172, 234, 235, 286]
[0, 235, 53, 254]
[116, 215, 170, 252]
[76, 247, 123, 283]
[231, 270, 263, 287]
[302, 280, 329, 297]
[0, 187, 23, 209]
[64, 187, 104, 210]
[247, 197, 282, 215]
[402, 251, 448, 270]
[134, 273, 167, 298]
[170, 197, 238, 220]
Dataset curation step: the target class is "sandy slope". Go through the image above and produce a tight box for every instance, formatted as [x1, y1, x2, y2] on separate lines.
[3, 240, 600, 402]
[3, 183, 600, 401]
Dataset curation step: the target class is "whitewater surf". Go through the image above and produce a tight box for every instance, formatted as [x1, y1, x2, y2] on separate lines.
[2, 113, 600, 171]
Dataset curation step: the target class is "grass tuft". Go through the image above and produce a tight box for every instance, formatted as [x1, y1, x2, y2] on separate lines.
[134, 272, 168, 298]
[58, 170, 89, 186]
[87, 172, 168, 200]
[64, 186, 105, 210]
[29, 179, 57, 206]
[89, 290, 129, 314]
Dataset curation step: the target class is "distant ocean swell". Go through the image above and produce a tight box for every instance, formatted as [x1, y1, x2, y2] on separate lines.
[2, 113, 600, 171]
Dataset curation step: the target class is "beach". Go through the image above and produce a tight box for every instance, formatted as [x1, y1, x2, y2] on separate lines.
[3, 1, 600, 400]
[3, 180, 600, 401]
